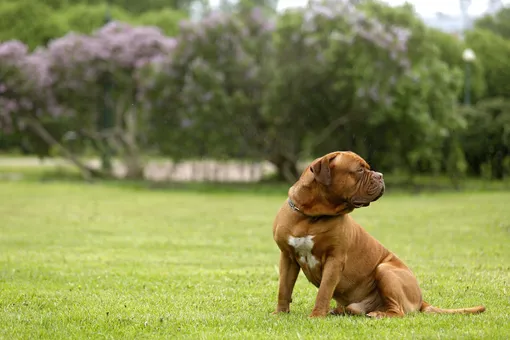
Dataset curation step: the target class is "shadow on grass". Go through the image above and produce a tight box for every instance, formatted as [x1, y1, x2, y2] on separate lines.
[1, 165, 510, 195]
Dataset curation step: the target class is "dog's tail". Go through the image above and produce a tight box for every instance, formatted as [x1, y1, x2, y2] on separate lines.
[420, 301, 485, 315]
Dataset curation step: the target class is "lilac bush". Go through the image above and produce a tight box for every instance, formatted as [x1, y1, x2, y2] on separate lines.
[276, 0, 411, 108]
[0, 41, 56, 132]
[46, 21, 176, 128]
[138, 8, 276, 160]
[0, 2, 463, 183]
[137, 1, 417, 181]
[43, 21, 177, 177]
[0, 22, 176, 178]
[259, 0, 413, 180]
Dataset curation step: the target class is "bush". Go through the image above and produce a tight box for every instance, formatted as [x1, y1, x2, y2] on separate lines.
[0, 0, 67, 49]
[466, 29, 510, 99]
[1, 2, 504, 184]
[3, 0, 188, 14]
[55, 4, 186, 36]
[427, 28, 486, 103]
[56, 4, 133, 34]
[139, 8, 275, 162]
[0, 22, 176, 178]
[461, 98, 510, 179]
[135, 9, 188, 36]
[475, 7, 510, 40]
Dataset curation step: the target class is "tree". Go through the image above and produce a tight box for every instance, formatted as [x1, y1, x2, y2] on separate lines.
[265, 0, 413, 181]
[141, 0, 415, 182]
[0, 22, 177, 179]
[461, 98, 510, 179]
[0, 0, 67, 50]
[134, 9, 188, 36]
[57, 4, 186, 36]
[45, 22, 177, 178]
[475, 6, 510, 40]
[427, 28, 485, 103]
[139, 8, 275, 165]
[56, 4, 133, 34]
[352, 0, 467, 179]
[0, 0, 197, 13]
[0, 40, 95, 178]
[465, 28, 510, 99]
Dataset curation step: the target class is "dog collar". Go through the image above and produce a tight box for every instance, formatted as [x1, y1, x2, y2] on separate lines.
[287, 198, 301, 213]
[287, 198, 348, 222]
[287, 198, 326, 222]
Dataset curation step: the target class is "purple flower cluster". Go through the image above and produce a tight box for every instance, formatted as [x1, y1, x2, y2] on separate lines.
[300, 0, 410, 69]
[139, 8, 275, 127]
[1, 4, 414, 136]
[0, 41, 54, 131]
[45, 21, 177, 103]
[0, 21, 177, 133]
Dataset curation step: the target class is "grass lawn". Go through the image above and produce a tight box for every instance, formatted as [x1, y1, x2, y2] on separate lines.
[0, 180, 509, 339]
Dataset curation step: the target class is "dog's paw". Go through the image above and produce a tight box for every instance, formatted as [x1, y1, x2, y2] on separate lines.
[272, 309, 289, 315]
[309, 310, 328, 318]
[329, 308, 345, 316]
[366, 311, 382, 319]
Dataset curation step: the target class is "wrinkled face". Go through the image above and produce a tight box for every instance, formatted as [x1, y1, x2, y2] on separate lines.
[324, 151, 385, 208]
[289, 151, 385, 216]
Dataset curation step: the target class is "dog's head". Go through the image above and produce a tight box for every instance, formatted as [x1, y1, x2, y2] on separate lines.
[288, 151, 385, 216]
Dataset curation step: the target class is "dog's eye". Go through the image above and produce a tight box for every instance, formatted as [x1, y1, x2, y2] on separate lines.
[357, 168, 364, 173]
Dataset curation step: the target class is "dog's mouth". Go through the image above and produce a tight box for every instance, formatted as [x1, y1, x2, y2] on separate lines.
[372, 184, 385, 202]
[351, 200, 371, 208]
[351, 183, 385, 208]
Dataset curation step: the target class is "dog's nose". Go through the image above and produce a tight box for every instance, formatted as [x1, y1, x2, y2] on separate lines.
[373, 172, 383, 180]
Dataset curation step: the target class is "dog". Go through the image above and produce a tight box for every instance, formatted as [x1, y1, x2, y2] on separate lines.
[272, 151, 485, 318]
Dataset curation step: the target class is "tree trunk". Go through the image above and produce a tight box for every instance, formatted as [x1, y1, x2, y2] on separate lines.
[123, 156, 144, 179]
[492, 150, 505, 180]
[274, 158, 299, 184]
[120, 106, 145, 180]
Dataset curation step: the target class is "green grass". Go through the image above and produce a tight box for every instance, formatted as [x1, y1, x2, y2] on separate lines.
[1, 180, 509, 339]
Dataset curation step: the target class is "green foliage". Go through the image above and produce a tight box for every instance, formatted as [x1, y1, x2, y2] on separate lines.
[20, 116, 82, 159]
[461, 98, 510, 180]
[475, 6, 510, 40]
[1, 0, 193, 13]
[370, 59, 464, 175]
[335, 1, 465, 176]
[222, 0, 278, 13]
[0, 0, 187, 50]
[56, 4, 133, 34]
[0, 0, 67, 49]
[54, 4, 185, 36]
[134, 9, 187, 36]
[141, 9, 275, 161]
[360, 1, 426, 57]
[1, 1, 508, 183]
[427, 28, 486, 102]
[266, 1, 412, 177]
[465, 28, 510, 99]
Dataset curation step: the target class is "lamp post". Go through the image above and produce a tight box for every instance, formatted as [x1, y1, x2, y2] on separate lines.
[462, 48, 476, 105]
[100, 0, 113, 171]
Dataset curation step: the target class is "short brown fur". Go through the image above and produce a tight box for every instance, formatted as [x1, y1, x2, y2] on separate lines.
[272, 151, 486, 318]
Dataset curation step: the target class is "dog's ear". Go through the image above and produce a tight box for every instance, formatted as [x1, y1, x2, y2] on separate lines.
[310, 156, 332, 186]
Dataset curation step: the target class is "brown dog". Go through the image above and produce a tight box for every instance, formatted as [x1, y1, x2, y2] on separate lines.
[272, 151, 485, 318]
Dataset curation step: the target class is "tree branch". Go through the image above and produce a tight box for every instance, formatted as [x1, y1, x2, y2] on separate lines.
[24, 116, 95, 181]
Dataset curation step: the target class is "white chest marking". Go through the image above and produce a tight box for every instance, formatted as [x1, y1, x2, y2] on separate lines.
[287, 236, 319, 269]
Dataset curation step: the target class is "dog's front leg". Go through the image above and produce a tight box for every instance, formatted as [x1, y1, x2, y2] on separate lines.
[273, 251, 300, 314]
[310, 258, 341, 318]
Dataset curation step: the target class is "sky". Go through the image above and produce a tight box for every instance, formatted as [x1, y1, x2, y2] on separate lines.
[273, 0, 509, 17]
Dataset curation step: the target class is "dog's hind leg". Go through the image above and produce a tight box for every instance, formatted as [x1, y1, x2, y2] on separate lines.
[366, 258, 422, 319]
[330, 293, 383, 316]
